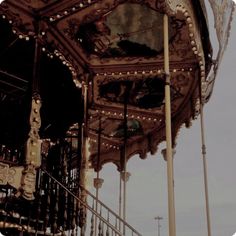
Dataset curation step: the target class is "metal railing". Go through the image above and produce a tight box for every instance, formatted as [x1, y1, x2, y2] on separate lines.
[41, 168, 142, 236]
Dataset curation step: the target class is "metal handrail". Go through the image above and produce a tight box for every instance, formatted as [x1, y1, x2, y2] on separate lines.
[80, 185, 142, 236]
[41, 168, 123, 235]
[41, 167, 142, 236]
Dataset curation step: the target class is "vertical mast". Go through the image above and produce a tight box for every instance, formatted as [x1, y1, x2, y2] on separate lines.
[123, 89, 128, 233]
[200, 97, 212, 236]
[163, 14, 176, 236]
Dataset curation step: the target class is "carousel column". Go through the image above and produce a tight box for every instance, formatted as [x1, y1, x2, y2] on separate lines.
[121, 88, 130, 235]
[119, 163, 122, 231]
[19, 34, 42, 200]
[79, 74, 90, 235]
[94, 115, 104, 236]
[80, 75, 90, 190]
[163, 14, 176, 236]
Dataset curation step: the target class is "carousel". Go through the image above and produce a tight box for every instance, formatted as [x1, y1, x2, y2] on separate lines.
[0, 0, 234, 235]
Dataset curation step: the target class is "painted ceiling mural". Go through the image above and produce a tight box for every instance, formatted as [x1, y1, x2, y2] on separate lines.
[98, 77, 183, 109]
[76, 3, 185, 57]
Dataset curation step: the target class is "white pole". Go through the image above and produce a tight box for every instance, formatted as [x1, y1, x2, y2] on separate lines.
[200, 102, 212, 236]
[163, 14, 176, 236]
[122, 94, 128, 235]
[119, 172, 122, 231]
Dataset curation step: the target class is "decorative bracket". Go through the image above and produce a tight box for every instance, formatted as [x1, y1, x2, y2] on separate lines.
[155, 0, 176, 15]
[0, 162, 24, 189]
[0, 162, 37, 200]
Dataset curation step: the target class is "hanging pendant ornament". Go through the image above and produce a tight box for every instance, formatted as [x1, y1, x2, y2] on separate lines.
[19, 94, 42, 200]
[17, 29, 42, 200]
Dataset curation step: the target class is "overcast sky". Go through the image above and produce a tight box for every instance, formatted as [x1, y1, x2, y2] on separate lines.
[93, 5, 236, 236]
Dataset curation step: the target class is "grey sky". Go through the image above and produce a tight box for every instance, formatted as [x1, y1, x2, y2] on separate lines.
[92, 7, 236, 236]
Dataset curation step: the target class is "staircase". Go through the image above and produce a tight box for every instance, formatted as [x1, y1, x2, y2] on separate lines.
[0, 142, 142, 236]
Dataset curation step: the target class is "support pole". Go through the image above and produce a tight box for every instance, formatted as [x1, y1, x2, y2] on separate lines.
[94, 116, 102, 236]
[200, 102, 212, 236]
[122, 92, 128, 235]
[119, 87, 129, 236]
[80, 75, 89, 235]
[163, 14, 176, 236]
[80, 77, 88, 189]
[119, 171, 122, 231]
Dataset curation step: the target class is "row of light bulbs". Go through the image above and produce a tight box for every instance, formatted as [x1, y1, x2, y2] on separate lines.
[91, 110, 163, 123]
[48, 0, 93, 22]
[176, 4, 207, 97]
[95, 67, 193, 77]
[89, 138, 120, 150]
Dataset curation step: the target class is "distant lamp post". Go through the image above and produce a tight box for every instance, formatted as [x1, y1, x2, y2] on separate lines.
[154, 216, 163, 236]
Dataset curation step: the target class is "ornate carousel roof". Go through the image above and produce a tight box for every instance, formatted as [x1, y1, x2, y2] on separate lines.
[0, 0, 233, 170]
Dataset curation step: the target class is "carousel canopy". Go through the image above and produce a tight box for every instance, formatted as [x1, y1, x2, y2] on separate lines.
[0, 0, 234, 170]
